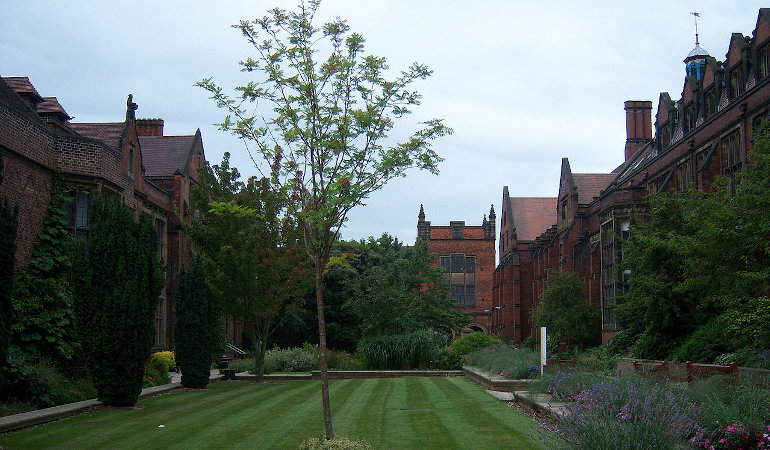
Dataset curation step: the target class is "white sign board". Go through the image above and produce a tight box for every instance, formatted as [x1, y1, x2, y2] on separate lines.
[540, 327, 547, 376]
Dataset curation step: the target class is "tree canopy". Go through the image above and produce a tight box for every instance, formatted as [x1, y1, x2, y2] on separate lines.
[618, 127, 770, 362]
[198, 1, 450, 438]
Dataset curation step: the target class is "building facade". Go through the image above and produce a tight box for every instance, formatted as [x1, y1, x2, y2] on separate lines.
[495, 8, 770, 344]
[417, 204, 496, 335]
[0, 76, 206, 350]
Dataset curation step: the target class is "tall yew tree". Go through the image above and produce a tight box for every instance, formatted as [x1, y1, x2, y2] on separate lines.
[0, 153, 18, 389]
[175, 254, 223, 388]
[198, 1, 450, 438]
[74, 198, 164, 406]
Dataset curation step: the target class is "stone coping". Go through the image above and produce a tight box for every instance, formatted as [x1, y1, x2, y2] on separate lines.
[463, 366, 567, 419]
[309, 370, 463, 379]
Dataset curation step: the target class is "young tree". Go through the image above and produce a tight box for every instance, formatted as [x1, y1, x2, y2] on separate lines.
[0, 153, 17, 389]
[74, 198, 164, 406]
[532, 271, 600, 351]
[198, 2, 450, 437]
[189, 155, 311, 383]
[175, 254, 223, 388]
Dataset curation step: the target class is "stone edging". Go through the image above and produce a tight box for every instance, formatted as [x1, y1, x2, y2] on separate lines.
[0, 374, 223, 434]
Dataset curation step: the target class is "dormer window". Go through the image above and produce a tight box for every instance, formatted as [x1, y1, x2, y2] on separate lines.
[730, 64, 744, 98]
[683, 104, 695, 133]
[704, 88, 716, 118]
[759, 45, 769, 80]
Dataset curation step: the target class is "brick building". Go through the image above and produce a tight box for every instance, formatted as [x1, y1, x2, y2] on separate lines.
[417, 204, 496, 335]
[495, 8, 770, 344]
[0, 76, 207, 350]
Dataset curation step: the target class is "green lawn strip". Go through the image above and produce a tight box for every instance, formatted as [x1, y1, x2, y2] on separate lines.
[0, 385, 250, 449]
[421, 377, 561, 449]
[379, 377, 420, 449]
[168, 380, 322, 448]
[1, 378, 559, 449]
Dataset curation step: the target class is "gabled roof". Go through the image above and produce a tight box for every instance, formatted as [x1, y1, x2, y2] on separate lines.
[572, 173, 616, 204]
[508, 197, 556, 241]
[0, 77, 44, 124]
[1, 76, 43, 103]
[37, 97, 71, 121]
[68, 122, 126, 149]
[138, 135, 197, 178]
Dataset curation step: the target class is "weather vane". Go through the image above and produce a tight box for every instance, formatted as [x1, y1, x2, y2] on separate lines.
[691, 11, 701, 45]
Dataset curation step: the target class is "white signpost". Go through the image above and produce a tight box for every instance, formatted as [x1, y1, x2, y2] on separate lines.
[540, 326, 547, 376]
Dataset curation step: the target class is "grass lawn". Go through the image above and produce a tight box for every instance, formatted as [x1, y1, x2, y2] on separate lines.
[0, 377, 561, 449]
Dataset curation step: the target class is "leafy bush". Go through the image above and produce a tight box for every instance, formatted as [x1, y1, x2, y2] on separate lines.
[263, 346, 319, 373]
[357, 330, 443, 370]
[688, 376, 770, 447]
[468, 346, 540, 379]
[143, 354, 170, 387]
[1, 350, 96, 408]
[604, 329, 635, 356]
[299, 436, 374, 450]
[229, 357, 255, 373]
[668, 315, 743, 363]
[715, 347, 770, 369]
[520, 336, 536, 351]
[153, 351, 176, 372]
[449, 332, 499, 360]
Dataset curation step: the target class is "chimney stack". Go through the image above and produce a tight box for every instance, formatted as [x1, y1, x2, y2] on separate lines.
[136, 118, 164, 137]
[624, 101, 652, 161]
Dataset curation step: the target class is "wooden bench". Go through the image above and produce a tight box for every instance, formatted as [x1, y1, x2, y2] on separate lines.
[686, 361, 738, 383]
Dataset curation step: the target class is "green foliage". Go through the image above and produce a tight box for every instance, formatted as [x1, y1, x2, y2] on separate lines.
[175, 255, 223, 388]
[342, 235, 468, 338]
[0, 152, 18, 390]
[620, 127, 770, 359]
[263, 346, 319, 373]
[520, 336, 537, 351]
[199, 2, 451, 437]
[153, 351, 176, 372]
[356, 330, 444, 370]
[688, 376, 770, 431]
[189, 154, 311, 382]
[1, 349, 96, 408]
[468, 346, 540, 379]
[142, 354, 171, 388]
[449, 331, 500, 358]
[73, 198, 164, 406]
[11, 204, 76, 361]
[300, 436, 375, 450]
[532, 271, 600, 350]
[668, 315, 744, 363]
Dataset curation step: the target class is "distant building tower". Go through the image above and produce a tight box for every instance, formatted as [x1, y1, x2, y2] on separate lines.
[685, 11, 709, 80]
[417, 204, 496, 338]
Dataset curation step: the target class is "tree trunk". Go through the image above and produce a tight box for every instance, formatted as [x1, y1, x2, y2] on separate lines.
[257, 319, 270, 384]
[315, 264, 334, 440]
[250, 327, 264, 383]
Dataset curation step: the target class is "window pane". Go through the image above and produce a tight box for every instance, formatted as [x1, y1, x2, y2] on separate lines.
[466, 257, 475, 273]
[451, 253, 465, 272]
[75, 192, 89, 228]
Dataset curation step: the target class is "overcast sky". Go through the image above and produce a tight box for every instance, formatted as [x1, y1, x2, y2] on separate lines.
[1, 1, 767, 244]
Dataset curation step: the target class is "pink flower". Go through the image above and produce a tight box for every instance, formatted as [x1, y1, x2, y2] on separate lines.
[720, 438, 727, 444]
[727, 425, 737, 432]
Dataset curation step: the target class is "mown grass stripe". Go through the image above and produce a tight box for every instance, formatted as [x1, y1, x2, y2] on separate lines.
[421, 377, 553, 449]
[0, 378, 558, 450]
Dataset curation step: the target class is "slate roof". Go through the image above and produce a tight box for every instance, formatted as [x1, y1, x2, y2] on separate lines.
[572, 173, 616, 204]
[509, 197, 557, 241]
[68, 122, 125, 149]
[138, 135, 196, 178]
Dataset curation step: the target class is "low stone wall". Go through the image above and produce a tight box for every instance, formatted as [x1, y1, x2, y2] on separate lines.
[309, 370, 463, 380]
[462, 366, 537, 392]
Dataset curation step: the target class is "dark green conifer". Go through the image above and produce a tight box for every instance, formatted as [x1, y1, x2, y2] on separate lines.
[175, 254, 222, 388]
[0, 153, 18, 389]
[74, 198, 163, 406]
